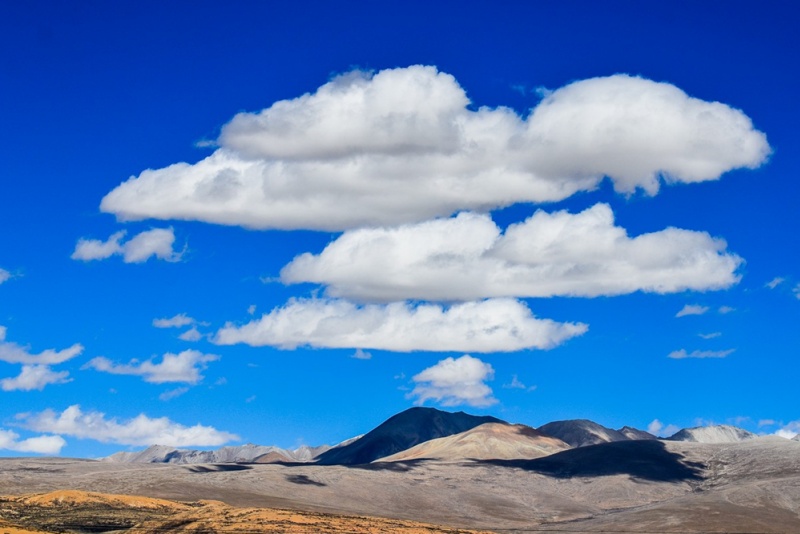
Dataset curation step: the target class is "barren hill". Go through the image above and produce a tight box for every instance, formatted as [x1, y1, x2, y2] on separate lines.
[378, 422, 570, 462]
[668, 424, 756, 443]
[315, 407, 504, 465]
[537, 419, 628, 447]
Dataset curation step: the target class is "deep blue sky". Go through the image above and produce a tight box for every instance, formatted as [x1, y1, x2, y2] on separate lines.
[1, 1, 798, 457]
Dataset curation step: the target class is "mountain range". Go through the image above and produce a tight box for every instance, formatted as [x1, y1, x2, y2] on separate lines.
[103, 407, 779, 466]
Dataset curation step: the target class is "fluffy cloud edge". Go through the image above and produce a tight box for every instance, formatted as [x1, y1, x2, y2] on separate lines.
[0, 327, 83, 365]
[408, 355, 497, 408]
[1, 365, 71, 391]
[72, 228, 183, 263]
[17, 405, 238, 447]
[281, 203, 743, 301]
[0, 428, 66, 455]
[84, 350, 218, 384]
[213, 298, 587, 353]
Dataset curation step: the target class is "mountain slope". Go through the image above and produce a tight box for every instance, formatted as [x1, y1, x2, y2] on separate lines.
[618, 426, 657, 440]
[537, 419, 628, 448]
[378, 422, 570, 462]
[667, 425, 756, 443]
[315, 407, 505, 465]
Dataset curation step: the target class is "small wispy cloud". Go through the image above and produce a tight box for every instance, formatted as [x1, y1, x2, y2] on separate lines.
[153, 313, 195, 328]
[698, 332, 722, 339]
[668, 348, 735, 359]
[159, 387, 189, 401]
[351, 348, 372, 360]
[676, 304, 709, 318]
[718, 305, 736, 314]
[766, 277, 785, 289]
[502, 375, 537, 392]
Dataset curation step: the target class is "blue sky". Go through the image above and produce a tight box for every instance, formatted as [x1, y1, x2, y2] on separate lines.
[1, 1, 799, 457]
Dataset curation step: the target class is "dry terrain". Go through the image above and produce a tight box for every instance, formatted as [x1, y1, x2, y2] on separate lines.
[1, 437, 799, 533]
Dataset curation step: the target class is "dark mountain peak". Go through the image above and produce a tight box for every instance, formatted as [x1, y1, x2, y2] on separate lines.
[538, 419, 628, 448]
[316, 407, 505, 465]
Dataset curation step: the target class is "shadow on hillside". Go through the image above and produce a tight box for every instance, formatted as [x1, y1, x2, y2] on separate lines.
[472, 440, 705, 482]
[185, 464, 253, 473]
[347, 459, 431, 472]
[285, 474, 327, 486]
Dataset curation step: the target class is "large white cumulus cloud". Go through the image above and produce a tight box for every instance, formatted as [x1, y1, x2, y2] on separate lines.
[101, 66, 769, 231]
[214, 298, 587, 353]
[281, 203, 742, 301]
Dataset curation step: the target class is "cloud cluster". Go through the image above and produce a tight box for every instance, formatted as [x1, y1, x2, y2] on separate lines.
[18, 405, 238, 447]
[282, 203, 742, 301]
[72, 228, 182, 263]
[409, 355, 497, 407]
[101, 66, 769, 231]
[84, 350, 218, 384]
[214, 298, 587, 353]
[668, 348, 735, 359]
[0, 428, 66, 455]
[0, 327, 80, 392]
[647, 419, 680, 438]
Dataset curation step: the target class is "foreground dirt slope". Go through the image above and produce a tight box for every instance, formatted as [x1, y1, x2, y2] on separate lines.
[0, 490, 489, 534]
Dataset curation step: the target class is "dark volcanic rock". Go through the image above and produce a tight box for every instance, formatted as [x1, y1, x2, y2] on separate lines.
[315, 407, 505, 465]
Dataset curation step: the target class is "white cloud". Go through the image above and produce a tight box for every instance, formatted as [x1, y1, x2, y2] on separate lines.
[794, 283, 800, 299]
[409, 355, 497, 408]
[0, 428, 66, 455]
[100, 66, 769, 232]
[698, 332, 722, 339]
[502, 374, 536, 391]
[18, 405, 238, 447]
[774, 421, 800, 439]
[676, 304, 710, 318]
[1, 365, 71, 391]
[153, 313, 195, 328]
[214, 298, 586, 353]
[159, 387, 189, 401]
[0, 327, 83, 365]
[647, 419, 680, 437]
[718, 305, 735, 314]
[766, 277, 785, 289]
[351, 348, 372, 360]
[758, 419, 777, 428]
[178, 327, 203, 342]
[71, 228, 182, 263]
[668, 348, 735, 359]
[282, 204, 742, 301]
[247, 304, 257, 315]
[84, 350, 218, 384]
[0, 268, 10, 285]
